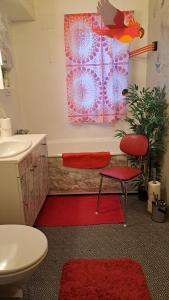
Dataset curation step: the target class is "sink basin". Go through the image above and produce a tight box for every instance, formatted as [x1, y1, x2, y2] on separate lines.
[0, 140, 32, 158]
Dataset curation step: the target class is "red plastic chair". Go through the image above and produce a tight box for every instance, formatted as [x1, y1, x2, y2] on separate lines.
[96, 134, 149, 226]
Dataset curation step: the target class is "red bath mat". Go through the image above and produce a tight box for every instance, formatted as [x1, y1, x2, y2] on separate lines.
[58, 258, 152, 300]
[35, 194, 124, 226]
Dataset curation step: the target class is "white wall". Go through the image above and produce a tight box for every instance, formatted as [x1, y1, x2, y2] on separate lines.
[0, 18, 22, 133]
[11, 0, 149, 155]
[0, 75, 22, 132]
[0, 0, 34, 21]
[147, 0, 169, 201]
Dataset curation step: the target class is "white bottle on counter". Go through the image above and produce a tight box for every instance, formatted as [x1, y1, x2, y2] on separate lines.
[0, 118, 12, 137]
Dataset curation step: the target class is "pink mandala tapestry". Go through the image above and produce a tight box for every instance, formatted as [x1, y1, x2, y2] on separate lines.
[64, 13, 130, 124]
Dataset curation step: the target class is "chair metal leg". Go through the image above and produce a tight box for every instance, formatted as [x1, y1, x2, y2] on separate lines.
[96, 177, 128, 227]
[120, 180, 128, 227]
[124, 182, 128, 208]
[96, 175, 103, 214]
[124, 181, 128, 227]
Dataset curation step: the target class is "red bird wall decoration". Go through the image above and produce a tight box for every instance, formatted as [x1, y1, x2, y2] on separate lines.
[93, 0, 144, 43]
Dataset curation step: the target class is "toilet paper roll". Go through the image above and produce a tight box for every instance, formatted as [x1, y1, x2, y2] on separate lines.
[148, 180, 161, 203]
[0, 118, 12, 129]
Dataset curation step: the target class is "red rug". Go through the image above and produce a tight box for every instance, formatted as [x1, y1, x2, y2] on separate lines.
[35, 195, 124, 226]
[58, 258, 152, 300]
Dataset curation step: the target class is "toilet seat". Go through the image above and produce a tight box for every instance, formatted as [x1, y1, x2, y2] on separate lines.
[0, 225, 48, 275]
[0, 252, 47, 279]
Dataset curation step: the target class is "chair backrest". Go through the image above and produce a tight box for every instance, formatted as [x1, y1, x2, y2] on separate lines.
[120, 134, 148, 156]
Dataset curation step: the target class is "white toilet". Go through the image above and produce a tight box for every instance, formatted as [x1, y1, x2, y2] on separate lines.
[0, 224, 48, 298]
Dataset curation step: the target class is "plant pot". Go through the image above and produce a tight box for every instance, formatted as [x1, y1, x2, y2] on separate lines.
[151, 202, 167, 223]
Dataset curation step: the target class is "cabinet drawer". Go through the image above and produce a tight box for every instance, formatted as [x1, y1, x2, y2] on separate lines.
[18, 138, 47, 177]
[40, 137, 48, 157]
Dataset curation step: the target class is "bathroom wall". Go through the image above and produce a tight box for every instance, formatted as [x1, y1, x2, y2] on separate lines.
[11, 0, 149, 155]
[0, 14, 22, 132]
[147, 0, 169, 201]
[0, 0, 35, 21]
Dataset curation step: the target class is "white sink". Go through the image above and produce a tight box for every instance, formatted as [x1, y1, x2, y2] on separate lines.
[0, 140, 32, 158]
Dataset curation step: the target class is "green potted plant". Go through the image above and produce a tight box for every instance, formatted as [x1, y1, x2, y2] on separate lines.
[115, 84, 169, 198]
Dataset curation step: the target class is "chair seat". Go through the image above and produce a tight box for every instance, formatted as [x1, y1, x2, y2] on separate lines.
[100, 166, 142, 181]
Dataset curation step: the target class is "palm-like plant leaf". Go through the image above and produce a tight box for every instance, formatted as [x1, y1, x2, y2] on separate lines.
[115, 84, 169, 184]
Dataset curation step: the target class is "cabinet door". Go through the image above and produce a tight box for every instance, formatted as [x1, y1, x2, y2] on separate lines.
[31, 138, 49, 217]
[39, 139, 49, 207]
[19, 138, 49, 225]
[19, 154, 37, 225]
[31, 143, 41, 217]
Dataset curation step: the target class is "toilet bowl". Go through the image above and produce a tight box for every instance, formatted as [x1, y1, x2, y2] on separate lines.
[0, 224, 48, 298]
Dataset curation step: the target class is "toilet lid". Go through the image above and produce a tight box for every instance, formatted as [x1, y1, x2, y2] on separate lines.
[0, 225, 48, 274]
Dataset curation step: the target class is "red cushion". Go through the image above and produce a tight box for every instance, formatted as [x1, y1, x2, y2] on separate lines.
[101, 166, 142, 180]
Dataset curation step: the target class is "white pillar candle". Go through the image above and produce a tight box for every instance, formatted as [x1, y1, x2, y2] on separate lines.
[147, 180, 161, 213]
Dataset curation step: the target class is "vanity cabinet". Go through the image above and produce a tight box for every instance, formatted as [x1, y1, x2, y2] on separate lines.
[0, 135, 48, 225]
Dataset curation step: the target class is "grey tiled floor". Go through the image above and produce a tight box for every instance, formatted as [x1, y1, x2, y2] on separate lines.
[23, 195, 169, 300]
